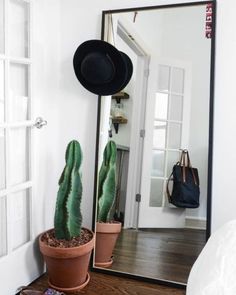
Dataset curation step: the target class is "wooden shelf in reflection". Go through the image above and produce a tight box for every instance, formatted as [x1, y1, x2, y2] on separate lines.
[112, 116, 128, 133]
[112, 91, 129, 104]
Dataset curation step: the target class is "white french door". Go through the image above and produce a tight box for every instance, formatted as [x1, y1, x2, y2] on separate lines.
[138, 57, 192, 228]
[0, 1, 44, 293]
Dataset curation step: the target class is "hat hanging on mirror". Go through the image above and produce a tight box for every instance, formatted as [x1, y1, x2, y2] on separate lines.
[73, 40, 133, 96]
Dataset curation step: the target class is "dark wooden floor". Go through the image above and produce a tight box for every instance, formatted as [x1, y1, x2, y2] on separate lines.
[108, 228, 205, 284]
[29, 228, 204, 294]
[29, 272, 186, 295]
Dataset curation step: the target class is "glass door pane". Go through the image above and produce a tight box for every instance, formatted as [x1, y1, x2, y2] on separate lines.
[168, 122, 182, 149]
[9, 127, 30, 186]
[149, 178, 164, 207]
[10, 189, 30, 250]
[9, 0, 29, 58]
[0, 0, 4, 54]
[0, 196, 7, 257]
[9, 63, 29, 122]
[171, 67, 184, 94]
[151, 150, 165, 177]
[169, 94, 183, 121]
[158, 65, 170, 91]
[155, 93, 168, 120]
[153, 121, 167, 149]
[0, 128, 5, 190]
[0, 60, 4, 122]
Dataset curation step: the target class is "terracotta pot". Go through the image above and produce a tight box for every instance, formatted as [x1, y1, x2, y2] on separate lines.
[95, 222, 121, 267]
[39, 228, 94, 293]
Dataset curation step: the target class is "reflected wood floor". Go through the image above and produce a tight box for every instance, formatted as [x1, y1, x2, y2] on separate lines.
[28, 228, 204, 294]
[29, 272, 186, 295]
[110, 228, 205, 284]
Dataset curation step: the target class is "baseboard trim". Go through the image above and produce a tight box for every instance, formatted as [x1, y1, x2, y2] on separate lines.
[185, 216, 206, 230]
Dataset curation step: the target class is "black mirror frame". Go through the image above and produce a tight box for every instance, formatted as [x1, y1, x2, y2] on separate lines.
[90, 0, 216, 289]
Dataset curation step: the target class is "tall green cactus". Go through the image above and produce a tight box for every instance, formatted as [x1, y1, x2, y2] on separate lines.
[54, 140, 83, 240]
[97, 140, 117, 223]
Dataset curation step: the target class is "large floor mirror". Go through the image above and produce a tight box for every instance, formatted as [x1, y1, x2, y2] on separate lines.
[92, 1, 215, 287]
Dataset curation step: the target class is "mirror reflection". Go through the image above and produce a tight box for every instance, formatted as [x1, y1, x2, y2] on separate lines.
[93, 3, 213, 285]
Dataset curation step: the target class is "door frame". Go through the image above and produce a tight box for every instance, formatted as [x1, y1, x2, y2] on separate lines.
[115, 18, 151, 229]
[123, 54, 149, 229]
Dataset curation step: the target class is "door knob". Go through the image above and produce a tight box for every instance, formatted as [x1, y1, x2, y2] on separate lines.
[34, 117, 47, 129]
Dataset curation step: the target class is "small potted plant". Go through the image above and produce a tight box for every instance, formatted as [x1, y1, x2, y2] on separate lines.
[95, 140, 122, 267]
[39, 140, 94, 293]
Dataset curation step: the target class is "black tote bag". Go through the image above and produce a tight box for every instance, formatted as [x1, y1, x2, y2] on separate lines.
[166, 150, 200, 208]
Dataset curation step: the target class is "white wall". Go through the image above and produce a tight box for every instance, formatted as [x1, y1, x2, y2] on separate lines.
[33, 0, 236, 240]
[211, 0, 236, 233]
[111, 35, 137, 147]
[33, 0, 61, 234]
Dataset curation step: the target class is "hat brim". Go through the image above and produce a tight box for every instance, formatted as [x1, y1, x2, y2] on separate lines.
[118, 52, 133, 92]
[73, 40, 133, 96]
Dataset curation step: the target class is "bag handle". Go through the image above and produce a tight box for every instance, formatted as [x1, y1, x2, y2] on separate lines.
[180, 150, 198, 185]
[166, 171, 173, 203]
[186, 151, 198, 185]
[183, 150, 186, 183]
[179, 150, 187, 183]
[167, 150, 185, 200]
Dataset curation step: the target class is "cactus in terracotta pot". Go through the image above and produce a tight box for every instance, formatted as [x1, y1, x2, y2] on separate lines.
[54, 140, 82, 240]
[39, 140, 94, 292]
[97, 140, 117, 222]
[95, 140, 121, 267]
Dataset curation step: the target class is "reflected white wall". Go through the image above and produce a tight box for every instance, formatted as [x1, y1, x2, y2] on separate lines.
[111, 34, 137, 148]
[120, 6, 211, 221]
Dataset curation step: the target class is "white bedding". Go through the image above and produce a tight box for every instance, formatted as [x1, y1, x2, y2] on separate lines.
[187, 220, 236, 295]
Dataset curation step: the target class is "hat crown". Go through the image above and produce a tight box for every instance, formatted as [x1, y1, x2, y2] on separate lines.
[73, 40, 133, 96]
[81, 52, 115, 85]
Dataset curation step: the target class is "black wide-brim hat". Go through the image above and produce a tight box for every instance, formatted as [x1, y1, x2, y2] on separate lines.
[73, 40, 133, 96]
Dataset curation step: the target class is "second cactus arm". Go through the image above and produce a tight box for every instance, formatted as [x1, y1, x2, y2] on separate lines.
[97, 141, 117, 223]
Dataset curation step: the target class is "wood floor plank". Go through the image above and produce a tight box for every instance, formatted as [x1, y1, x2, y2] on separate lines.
[29, 272, 186, 295]
[108, 228, 205, 283]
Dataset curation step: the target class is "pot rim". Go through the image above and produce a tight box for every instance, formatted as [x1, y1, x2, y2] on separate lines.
[39, 227, 94, 258]
[96, 221, 122, 234]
